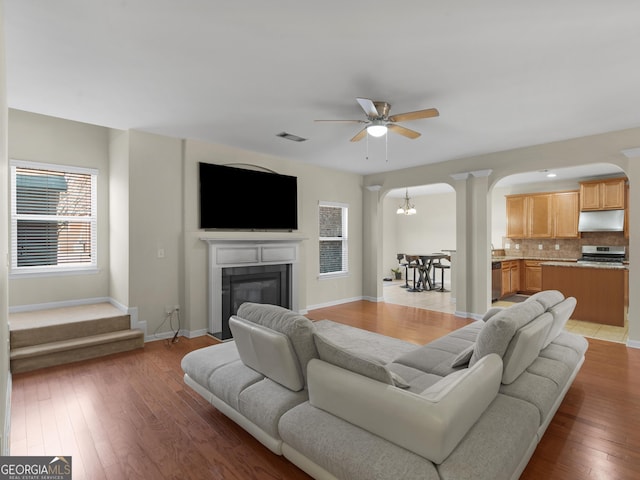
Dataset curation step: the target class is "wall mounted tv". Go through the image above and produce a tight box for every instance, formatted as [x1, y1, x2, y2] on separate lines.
[199, 162, 298, 230]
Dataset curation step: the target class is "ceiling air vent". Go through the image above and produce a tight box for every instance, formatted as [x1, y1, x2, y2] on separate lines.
[276, 132, 307, 142]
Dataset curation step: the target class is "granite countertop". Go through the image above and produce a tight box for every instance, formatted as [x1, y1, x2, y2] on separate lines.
[491, 256, 629, 270]
[491, 256, 577, 262]
[540, 261, 628, 270]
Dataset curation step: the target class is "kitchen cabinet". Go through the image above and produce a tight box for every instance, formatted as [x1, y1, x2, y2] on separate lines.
[553, 191, 579, 238]
[527, 194, 553, 238]
[579, 177, 626, 211]
[506, 191, 578, 239]
[501, 260, 520, 297]
[506, 196, 526, 238]
[522, 260, 542, 293]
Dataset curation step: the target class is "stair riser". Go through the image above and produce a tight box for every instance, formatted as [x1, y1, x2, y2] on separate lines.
[10, 336, 144, 374]
[10, 315, 131, 348]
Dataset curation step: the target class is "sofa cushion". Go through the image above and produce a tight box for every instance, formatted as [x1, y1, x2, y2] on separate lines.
[501, 312, 553, 384]
[526, 289, 564, 310]
[230, 316, 304, 391]
[307, 354, 503, 464]
[469, 301, 545, 367]
[236, 302, 318, 381]
[313, 332, 395, 385]
[542, 297, 577, 348]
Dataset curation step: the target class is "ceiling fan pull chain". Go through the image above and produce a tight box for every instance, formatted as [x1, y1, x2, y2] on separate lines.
[385, 132, 389, 162]
[365, 132, 369, 160]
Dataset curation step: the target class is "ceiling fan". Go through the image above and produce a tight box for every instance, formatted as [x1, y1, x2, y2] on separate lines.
[315, 98, 439, 142]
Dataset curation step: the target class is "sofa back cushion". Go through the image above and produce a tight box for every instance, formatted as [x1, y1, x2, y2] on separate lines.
[236, 302, 318, 381]
[229, 316, 304, 391]
[469, 301, 545, 368]
[526, 289, 564, 310]
[313, 333, 395, 385]
[501, 312, 553, 384]
[307, 354, 503, 464]
[542, 296, 577, 348]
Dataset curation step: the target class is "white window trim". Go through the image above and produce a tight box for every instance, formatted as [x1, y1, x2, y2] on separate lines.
[10, 159, 99, 277]
[318, 201, 349, 278]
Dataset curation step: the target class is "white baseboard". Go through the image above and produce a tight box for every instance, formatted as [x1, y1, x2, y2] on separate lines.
[626, 339, 640, 349]
[305, 296, 364, 312]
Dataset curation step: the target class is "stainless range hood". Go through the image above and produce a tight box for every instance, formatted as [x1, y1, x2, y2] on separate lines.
[577, 209, 625, 232]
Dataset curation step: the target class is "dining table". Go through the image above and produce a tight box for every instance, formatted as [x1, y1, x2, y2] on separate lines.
[405, 253, 448, 291]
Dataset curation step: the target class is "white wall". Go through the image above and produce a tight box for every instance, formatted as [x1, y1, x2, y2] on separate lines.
[108, 129, 130, 307]
[128, 131, 183, 338]
[8, 110, 111, 306]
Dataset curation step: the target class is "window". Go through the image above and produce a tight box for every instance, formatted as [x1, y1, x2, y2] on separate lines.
[10, 160, 98, 275]
[319, 202, 348, 276]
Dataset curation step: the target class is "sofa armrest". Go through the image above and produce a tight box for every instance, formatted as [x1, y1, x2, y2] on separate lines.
[307, 354, 503, 464]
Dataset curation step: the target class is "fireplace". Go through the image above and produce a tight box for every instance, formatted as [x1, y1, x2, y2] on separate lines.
[201, 235, 304, 340]
[219, 264, 291, 340]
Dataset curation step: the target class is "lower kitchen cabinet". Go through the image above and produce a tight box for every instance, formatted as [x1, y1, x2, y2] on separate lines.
[522, 260, 542, 293]
[501, 260, 520, 297]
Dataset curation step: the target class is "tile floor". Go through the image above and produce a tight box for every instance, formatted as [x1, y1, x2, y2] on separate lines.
[383, 279, 629, 344]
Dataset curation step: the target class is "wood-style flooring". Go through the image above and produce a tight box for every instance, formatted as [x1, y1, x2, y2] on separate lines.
[11, 301, 640, 479]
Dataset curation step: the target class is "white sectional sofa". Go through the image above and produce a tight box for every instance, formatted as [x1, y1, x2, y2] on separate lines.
[181, 290, 587, 480]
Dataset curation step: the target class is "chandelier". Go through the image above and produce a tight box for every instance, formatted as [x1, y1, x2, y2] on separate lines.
[396, 188, 416, 215]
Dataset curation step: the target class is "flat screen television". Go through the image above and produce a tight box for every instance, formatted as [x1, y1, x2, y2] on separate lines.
[199, 162, 298, 230]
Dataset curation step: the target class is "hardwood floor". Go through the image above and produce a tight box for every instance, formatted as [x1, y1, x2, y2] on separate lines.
[10, 301, 640, 479]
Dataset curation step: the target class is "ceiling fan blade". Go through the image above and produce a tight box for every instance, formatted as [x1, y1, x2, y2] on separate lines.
[350, 128, 368, 142]
[314, 119, 367, 123]
[356, 98, 379, 118]
[388, 124, 421, 139]
[388, 108, 439, 123]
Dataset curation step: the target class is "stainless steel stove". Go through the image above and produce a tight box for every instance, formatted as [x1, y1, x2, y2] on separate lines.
[577, 245, 626, 265]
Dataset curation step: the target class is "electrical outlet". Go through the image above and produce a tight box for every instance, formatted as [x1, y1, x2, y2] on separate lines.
[505, 242, 511, 249]
[515, 244, 520, 250]
[157, 248, 165, 258]
[555, 244, 560, 250]
[538, 244, 543, 250]
[165, 306, 174, 315]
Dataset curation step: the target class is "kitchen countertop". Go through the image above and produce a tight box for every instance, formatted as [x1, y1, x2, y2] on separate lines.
[491, 256, 629, 270]
[491, 256, 577, 262]
[540, 261, 628, 270]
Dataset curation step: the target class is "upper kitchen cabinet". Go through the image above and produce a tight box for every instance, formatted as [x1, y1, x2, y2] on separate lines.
[527, 194, 554, 238]
[506, 195, 526, 237]
[506, 191, 578, 238]
[579, 177, 626, 211]
[553, 191, 580, 238]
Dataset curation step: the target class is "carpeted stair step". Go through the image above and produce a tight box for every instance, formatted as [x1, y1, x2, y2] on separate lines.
[10, 328, 145, 374]
[10, 303, 132, 348]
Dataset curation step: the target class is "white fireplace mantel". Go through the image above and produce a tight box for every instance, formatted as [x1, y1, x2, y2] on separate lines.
[201, 233, 306, 336]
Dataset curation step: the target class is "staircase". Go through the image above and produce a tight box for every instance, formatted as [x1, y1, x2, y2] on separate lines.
[9, 303, 145, 374]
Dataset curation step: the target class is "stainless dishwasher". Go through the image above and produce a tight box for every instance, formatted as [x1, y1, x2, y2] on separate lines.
[491, 261, 502, 302]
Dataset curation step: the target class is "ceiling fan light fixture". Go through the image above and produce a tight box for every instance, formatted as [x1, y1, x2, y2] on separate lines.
[367, 122, 387, 137]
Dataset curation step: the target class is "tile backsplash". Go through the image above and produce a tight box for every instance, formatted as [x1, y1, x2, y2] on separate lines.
[502, 232, 628, 259]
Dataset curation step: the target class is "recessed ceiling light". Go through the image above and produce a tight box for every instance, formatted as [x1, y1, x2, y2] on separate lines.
[546, 172, 557, 178]
[276, 132, 307, 142]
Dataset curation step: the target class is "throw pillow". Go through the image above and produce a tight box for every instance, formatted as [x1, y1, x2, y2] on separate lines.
[451, 344, 475, 368]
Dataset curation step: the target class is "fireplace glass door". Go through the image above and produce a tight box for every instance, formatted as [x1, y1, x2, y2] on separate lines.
[219, 263, 291, 340]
